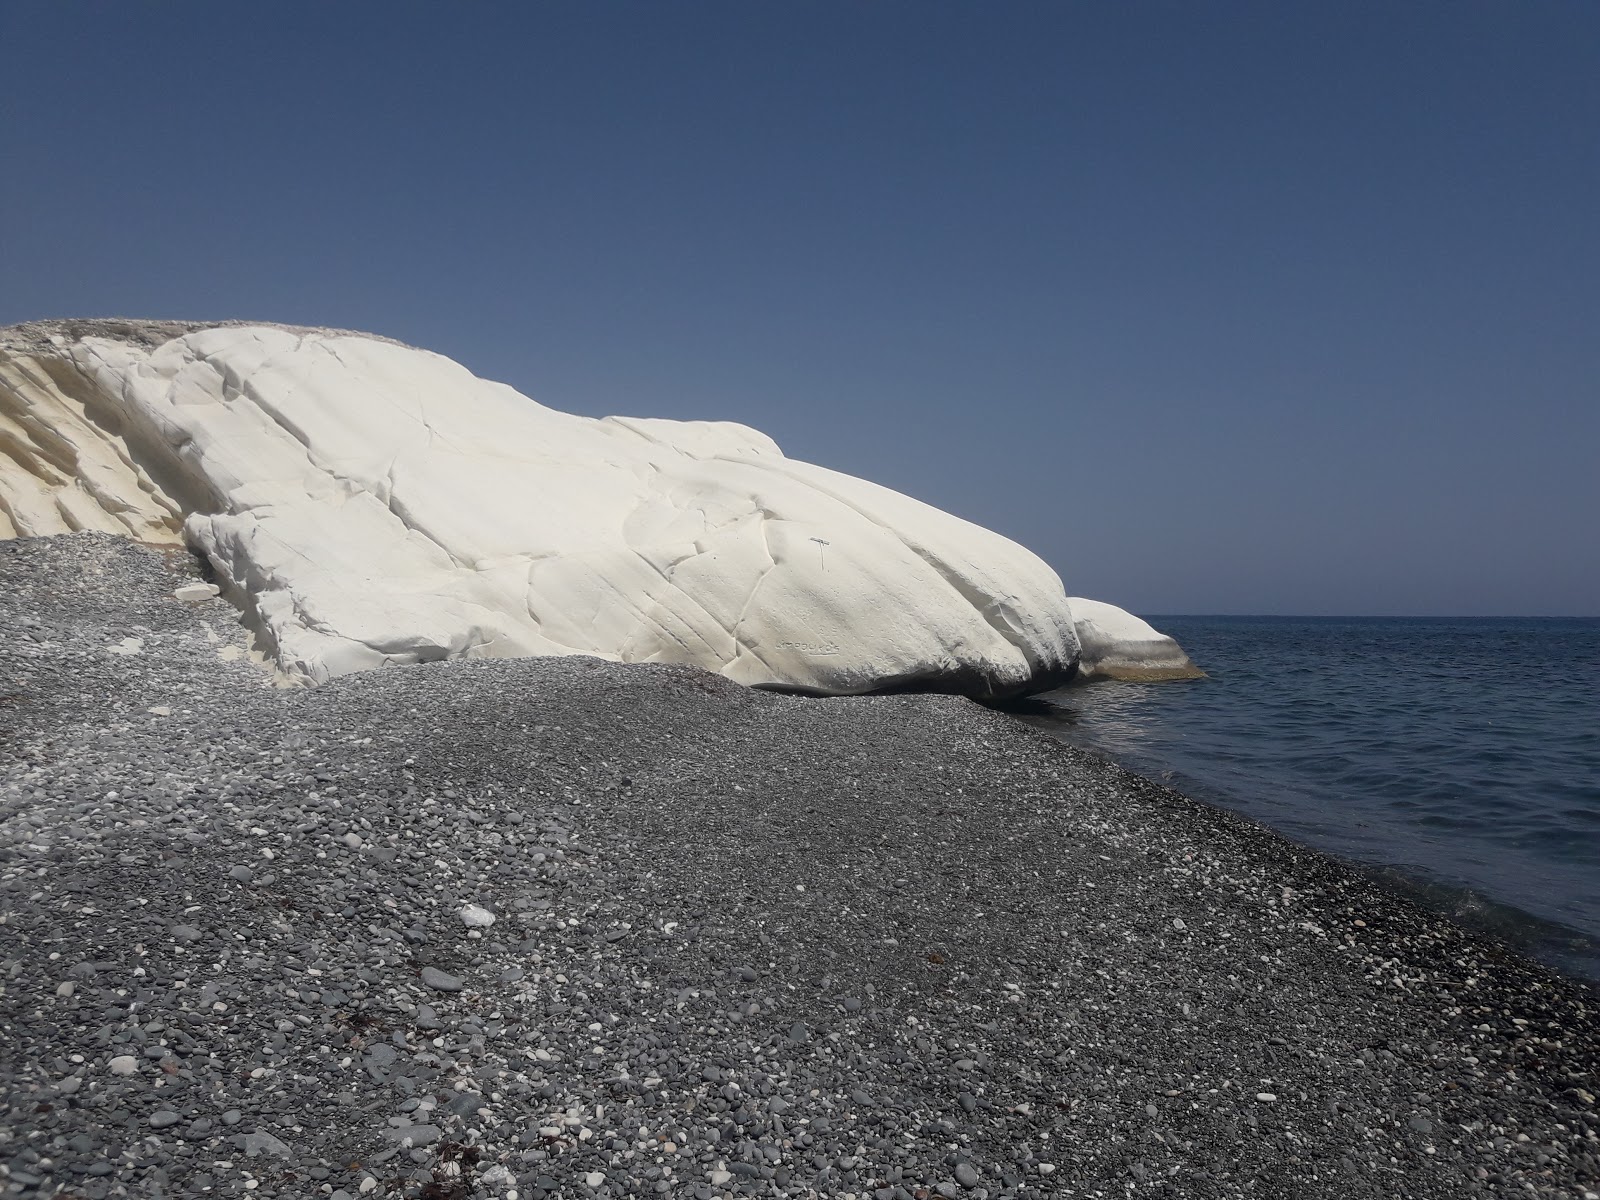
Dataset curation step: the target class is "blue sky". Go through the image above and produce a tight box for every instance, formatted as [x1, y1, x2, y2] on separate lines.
[4, 2, 1596, 615]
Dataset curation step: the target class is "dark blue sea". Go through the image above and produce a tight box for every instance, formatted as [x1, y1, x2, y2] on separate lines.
[1030, 617, 1600, 980]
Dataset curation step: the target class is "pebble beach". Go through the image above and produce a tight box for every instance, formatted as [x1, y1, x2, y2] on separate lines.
[2, 533, 1597, 1200]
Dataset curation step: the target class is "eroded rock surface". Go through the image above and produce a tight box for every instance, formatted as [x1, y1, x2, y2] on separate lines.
[1068, 597, 1204, 681]
[1, 320, 1082, 698]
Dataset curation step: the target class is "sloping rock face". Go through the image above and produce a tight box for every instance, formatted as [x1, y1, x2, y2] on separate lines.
[0, 320, 1085, 698]
[1068, 597, 1204, 681]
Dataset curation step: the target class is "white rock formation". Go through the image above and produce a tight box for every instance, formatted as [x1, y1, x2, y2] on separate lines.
[0, 328, 184, 543]
[1, 320, 1115, 697]
[1068, 597, 1203, 681]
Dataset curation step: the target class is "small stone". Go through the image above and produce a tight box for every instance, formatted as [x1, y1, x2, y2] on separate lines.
[391, 1124, 442, 1146]
[421, 967, 464, 992]
[342, 832, 364, 850]
[228, 865, 254, 883]
[458, 903, 495, 928]
[221, 1110, 243, 1126]
[585, 1172, 605, 1188]
[149, 1110, 180, 1128]
[445, 1091, 483, 1117]
[244, 1131, 293, 1158]
[1255, 1092, 1278, 1102]
[954, 1161, 981, 1189]
[788, 1022, 811, 1043]
[55, 981, 75, 998]
[108, 1055, 139, 1075]
[174, 582, 221, 602]
[147, 706, 173, 717]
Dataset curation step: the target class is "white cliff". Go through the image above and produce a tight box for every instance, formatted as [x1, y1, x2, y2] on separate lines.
[1, 320, 1121, 697]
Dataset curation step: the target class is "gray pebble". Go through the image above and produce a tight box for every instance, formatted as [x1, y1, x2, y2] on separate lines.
[243, 1131, 292, 1158]
[2, 533, 1595, 1200]
[391, 1124, 442, 1146]
[420, 966, 464, 992]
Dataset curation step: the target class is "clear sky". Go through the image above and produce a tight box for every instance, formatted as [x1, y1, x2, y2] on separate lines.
[4, 2, 1596, 615]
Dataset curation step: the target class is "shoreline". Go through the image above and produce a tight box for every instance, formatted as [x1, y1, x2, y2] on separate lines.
[3, 533, 1598, 1199]
[1014, 701, 1600, 987]
[1017, 662, 1600, 992]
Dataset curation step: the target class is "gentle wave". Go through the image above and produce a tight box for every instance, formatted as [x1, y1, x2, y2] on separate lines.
[1030, 616, 1600, 979]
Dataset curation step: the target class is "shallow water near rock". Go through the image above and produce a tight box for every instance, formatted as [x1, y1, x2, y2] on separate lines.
[1032, 615, 1600, 979]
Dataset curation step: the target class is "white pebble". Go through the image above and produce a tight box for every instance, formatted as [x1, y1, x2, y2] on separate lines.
[459, 903, 495, 928]
[108, 1055, 138, 1075]
[584, 1172, 605, 1187]
[1255, 1092, 1278, 1102]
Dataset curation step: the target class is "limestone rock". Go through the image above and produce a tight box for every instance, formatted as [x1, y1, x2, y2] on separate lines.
[1, 320, 1087, 698]
[1068, 597, 1203, 682]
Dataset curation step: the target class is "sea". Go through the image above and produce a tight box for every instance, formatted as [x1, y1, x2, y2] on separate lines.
[1026, 616, 1600, 982]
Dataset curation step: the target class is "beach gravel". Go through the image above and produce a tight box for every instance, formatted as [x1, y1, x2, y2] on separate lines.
[2, 532, 1598, 1200]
